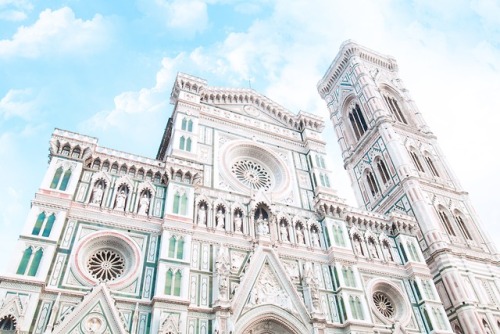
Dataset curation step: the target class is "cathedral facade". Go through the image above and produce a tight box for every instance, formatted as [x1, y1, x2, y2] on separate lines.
[0, 42, 497, 334]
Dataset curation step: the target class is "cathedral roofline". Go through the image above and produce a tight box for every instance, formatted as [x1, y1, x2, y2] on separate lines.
[317, 40, 399, 97]
[171, 72, 325, 132]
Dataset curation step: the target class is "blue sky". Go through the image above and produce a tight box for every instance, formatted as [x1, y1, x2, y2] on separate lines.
[1, 0, 499, 271]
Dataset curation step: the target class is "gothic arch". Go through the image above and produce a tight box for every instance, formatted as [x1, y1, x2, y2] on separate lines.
[236, 306, 309, 334]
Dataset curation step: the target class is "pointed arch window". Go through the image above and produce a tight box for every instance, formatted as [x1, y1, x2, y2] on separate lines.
[179, 136, 185, 150]
[168, 236, 184, 260]
[92, 159, 101, 170]
[410, 151, 425, 173]
[424, 156, 440, 177]
[32, 212, 46, 235]
[59, 169, 72, 191]
[454, 215, 472, 240]
[173, 192, 188, 215]
[376, 159, 391, 185]
[17, 247, 43, 276]
[342, 267, 356, 287]
[384, 95, 407, 124]
[365, 170, 379, 197]
[348, 103, 368, 140]
[71, 147, 81, 158]
[50, 167, 63, 189]
[333, 226, 346, 247]
[42, 214, 55, 237]
[407, 241, 420, 262]
[61, 145, 70, 156]
[182, 118, 193, 132]
[165, 269, 182, 296]
[438, 210, 456, 236]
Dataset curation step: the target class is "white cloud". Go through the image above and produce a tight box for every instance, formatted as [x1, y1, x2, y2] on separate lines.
[0, 7, 110, 58]
[0, 89, 37, 120]
[138, 0, 208, 37]
[0, 0, 32, 21]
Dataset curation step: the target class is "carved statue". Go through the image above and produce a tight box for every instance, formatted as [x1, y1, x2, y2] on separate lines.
[138, 193, 150, 215]
[115, 189, 126, 209]
[280, 223, 289, 241]
[216, 209, 225, 230]
[303, 262, 321, 311]
[369, 240, 379, 259]
[91, 184, 104, 205]
[256, 213, 269, 235]
[311, 229, 320, 247]
[353, 237, 364, 256]
[215, 245, 231, 300]
[296, 226, 305, 244]
[197, 205, 207, 225]
[234, 212, 242, 232]
[383, 242, 393, 261]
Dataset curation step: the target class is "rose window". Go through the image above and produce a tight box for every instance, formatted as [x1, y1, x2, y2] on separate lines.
[231, 159, 272, 191]
[87, 249, 125, 282]
[373, 292, 395, 318]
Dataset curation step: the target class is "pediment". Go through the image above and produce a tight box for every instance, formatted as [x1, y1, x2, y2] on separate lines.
[214, 104, 292, 128]
[230, 246, 311, 331]
[52, 283, 128, 334]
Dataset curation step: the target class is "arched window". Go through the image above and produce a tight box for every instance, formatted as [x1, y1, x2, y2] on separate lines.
[384, 95, 407, 124]
[182, 118, 193, 132]
[454, 214, 472, 240]
[128, 167, 136, 177]
[410, 150, 425, 173]
[187, 119, 193, 132]
[180, 194, 188, 215]
[32, 212, 46, 235]
[50, 167, 63, 189]
[42, 214, 55, 237]
[422, 280, 435, 299]
[102, 161, 110, 172]
[27, 248, 43, 276]
[137, 169, 144, 179]
[111, 163, 118, 174]
[186, 138, 192, 152]
[181, 118, 187, 130]
[333, 225, 345, 247]
[423, 307, 434, 331]
[348, 104, 368, 141]
[173, 193, 180, 214]
[413, 280, 422, 300]
[146, 170, 153, 181]
[179, 136, 185, 150]
[365, 170, 379, 197]
[433, 308, 447, 330]
[71, 147, 81, 158]
[61, 145, 70, 156]
[438, 210, 456, 236]
[59, 169, 71, 191]
[17, 247, 42, 276]
[399, 242, 408, 262]
[376, 158, 391, 185]
[168, 237, 176, 258]
[407, 241, 420, 262]
[424, 155, 440, 177]
[342, 267, 356, 287]
[154, 172, 161, 183]
[120, 165, 127, 175]
[92, 159, 101, 169]
[0, 315, 17, 330]
[165, 269, 182, 296]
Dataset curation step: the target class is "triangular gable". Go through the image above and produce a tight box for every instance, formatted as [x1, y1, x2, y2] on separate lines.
[230, 246, 311, 331]
[213, 104, 292, 128]
[0, 295, 24, 328]
[52, 283, 128, 334]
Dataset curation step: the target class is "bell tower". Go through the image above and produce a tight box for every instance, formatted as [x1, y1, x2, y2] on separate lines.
[318, 41, 500, 333]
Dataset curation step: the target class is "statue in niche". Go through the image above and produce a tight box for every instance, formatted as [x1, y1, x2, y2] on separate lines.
[234, 212, 242, 232]
[115, 189, 126, 209]
[256, 213, 269, 235]
[383, 242, 393, 261]
[311, 229, 320, 247]
[138, 193, 150, 215]
[296, 225, 305, 244]
[280, 223, 289, 241]
[91, 183, 104, 205]
[197, 204, 207, 225]
[353, 236, 364, 256]
[216, 209, 225, 230]
[369, 240, 379, 259]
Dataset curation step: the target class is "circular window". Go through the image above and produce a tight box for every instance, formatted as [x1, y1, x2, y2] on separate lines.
[72, 231, 142, 289]
[231, 159, 272, 191]
[373, 292, 395, 318]
[219, 140, 292, 198]
[368, 279, 412, 326]
[87, 249, 125, 282]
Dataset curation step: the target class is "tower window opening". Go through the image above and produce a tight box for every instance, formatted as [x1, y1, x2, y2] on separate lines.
[384, 95, 407, 124]
[410, 151, 425, 173]
[454, 215, 472, 240]
[348, 104, 368, 141]
[424, 156, 440, 177]
[366, 170, 379, 197]
[376, 158, 391, 185]
[438, 210, 456, 236]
